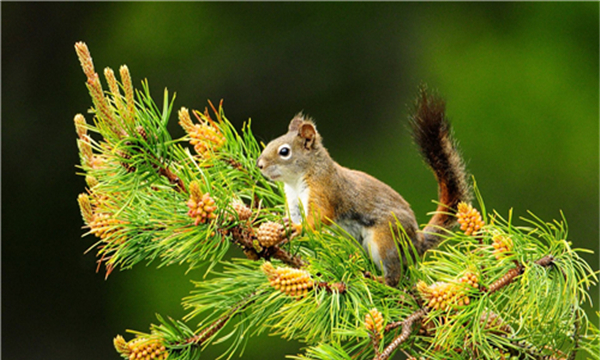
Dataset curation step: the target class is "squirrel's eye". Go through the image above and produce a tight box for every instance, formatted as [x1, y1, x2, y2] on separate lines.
[278, 145, 292, 159]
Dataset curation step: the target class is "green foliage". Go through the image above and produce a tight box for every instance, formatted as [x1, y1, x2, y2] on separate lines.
[74, 44, 598, 360]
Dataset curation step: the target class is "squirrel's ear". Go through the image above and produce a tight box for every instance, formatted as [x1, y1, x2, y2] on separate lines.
[299, 122, 317, 150]
[288, 114, 304, 132]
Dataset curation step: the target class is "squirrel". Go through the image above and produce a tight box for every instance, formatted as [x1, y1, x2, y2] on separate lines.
[256, 87, 471, 287]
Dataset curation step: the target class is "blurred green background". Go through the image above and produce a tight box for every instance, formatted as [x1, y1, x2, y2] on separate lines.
[2, 2, 598, 359]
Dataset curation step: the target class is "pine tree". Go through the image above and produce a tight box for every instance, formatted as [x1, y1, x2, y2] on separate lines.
[73, 42, 599, 360]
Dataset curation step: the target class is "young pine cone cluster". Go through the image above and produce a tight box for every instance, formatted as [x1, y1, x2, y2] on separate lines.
[458, 271, 479, 289]
[417, 280, 470, 311]
[89, 212, 126, 244]
[457, 202, 485, 236]
[261, 262, 313, 298]
[256, 221, 285, 247]
[418, 271, 479, 311]
[77, 193, 125, 244]
[186, 181, 217, 226]
[189, 123, 225, 158]
[113, 335, 169, 360]
[178, 107, 225, 158]
[492, 234, 513, 260]
[365, 308, 385, 336]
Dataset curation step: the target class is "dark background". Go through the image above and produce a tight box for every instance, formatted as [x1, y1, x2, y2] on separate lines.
[2, 3, 598, 359]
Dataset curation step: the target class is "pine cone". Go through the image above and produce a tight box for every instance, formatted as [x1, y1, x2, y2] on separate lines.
[186, 185, 217, 226]
[114, 336, 169, 360]
[417, 280, 470, 311]
[457, 202, 485, 236]
[492, 234, 513, 260]
[262, 262, 313, 298]
[229, 200, 252, 222]
[458, 271, 479, 289]
[256, 221, 284, 247]
[190, 124, 225, 158]
[365, 308, 385, 335]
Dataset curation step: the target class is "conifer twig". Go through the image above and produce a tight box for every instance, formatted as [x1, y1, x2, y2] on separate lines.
[377, 308, 427, 360]
[228, 224, 306, 268]
[486, 264, 524, 294]
[485, 254, 555, 294]
[73, 42, 599, 360]
[183, 292, 257, 346]
[157, 163, 186, 193]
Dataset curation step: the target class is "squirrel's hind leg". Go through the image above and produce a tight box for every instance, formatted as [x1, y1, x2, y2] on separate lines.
[362, 225, 402, 288]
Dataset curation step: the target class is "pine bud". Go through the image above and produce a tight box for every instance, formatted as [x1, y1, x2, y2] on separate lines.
[190, 124, 225, 158]
[256, 221, 285, 247]
[417, 280, 470, 311]
[74, 42, 95, 80]
[104, 67, 128, 121]
[492, 234, 513, 260]
[77, 136, 94, 168]
[262, 262, 313, 298]
[78, 193, 94, 225]
[119, 65, 136, 124]
[457, 202, 485, 236]
[115, 336, 169, 360]
[178, 107, 225, 158]
[458, 271, 479, 289]
[186, 181, 217, 225]
[85, 175, 99, 189]
[365, 308, 385, 336]
[89, 213, 126, 244]
[74, 114, 88, 139]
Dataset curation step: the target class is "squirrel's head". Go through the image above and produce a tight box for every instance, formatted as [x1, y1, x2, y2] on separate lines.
[257, 113, 323, 184]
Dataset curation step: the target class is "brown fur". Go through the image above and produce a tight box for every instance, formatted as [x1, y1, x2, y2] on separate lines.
[257, 87, 470, 287]
[410, 86, 471, 252]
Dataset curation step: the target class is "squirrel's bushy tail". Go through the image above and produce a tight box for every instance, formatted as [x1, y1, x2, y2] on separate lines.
[410, 86, 471, 254]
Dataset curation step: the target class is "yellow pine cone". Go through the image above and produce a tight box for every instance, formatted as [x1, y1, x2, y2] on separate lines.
[114, 335, 169, 360]
[228, 200, 252, 222]
[457, 202, 485, 236]
[492, 234, 513, 260]
[190, 124, 225, 158]
[89, 213, 126, 244]
[178, 107, 225, 158]
[417, 280, 470, 311]
[458, 271, 479, 289]
[187, 182, 217, 225]
[256, 221, 285, 247]
[365, 308, 385, 336]
[262, 262, 313, 298]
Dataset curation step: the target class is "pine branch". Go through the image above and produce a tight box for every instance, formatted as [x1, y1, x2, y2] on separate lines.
[377, 308, 427, 360]
[72, 43, 599, 360]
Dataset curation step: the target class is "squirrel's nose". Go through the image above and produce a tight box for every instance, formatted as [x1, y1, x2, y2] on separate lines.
[256, 157, 264, 170]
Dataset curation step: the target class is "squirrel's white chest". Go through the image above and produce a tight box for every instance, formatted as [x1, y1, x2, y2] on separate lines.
[284, 179, 309, 224]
